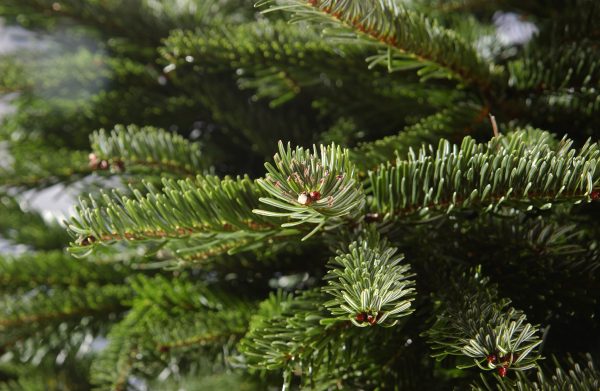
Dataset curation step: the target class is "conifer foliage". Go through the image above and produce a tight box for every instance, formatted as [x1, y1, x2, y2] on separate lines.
[1, 0, 599, 389]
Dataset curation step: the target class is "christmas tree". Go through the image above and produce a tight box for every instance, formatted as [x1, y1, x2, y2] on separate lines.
[1, 0, 599, 389]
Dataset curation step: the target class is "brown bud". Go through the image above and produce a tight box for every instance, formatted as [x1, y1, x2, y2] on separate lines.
[364, 213, 380, 223]
[113, 160, 125, 172]
[309, 191, 321, 201]
[497, 366, 508, 377]
[81, 235, 96, 246]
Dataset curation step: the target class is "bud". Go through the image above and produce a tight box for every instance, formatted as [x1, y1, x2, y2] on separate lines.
[497, 366, 508, 377]
[367, 314, 377, 325]
[297, 192, 311, 205]
[88, 153, 99, 169]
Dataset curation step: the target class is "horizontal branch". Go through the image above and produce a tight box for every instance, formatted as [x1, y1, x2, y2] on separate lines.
[352, 102, 487, 170]
[368, 132, 600, 220]
[67, 174, 283, 255]
[0, 251, 128, 291]
[259, 0, 497, 92]
[90, 124, 208, 177]
[0, 284, 131, 330]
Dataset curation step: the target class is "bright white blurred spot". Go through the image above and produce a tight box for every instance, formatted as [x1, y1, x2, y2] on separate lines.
[0, 21, 51, 54]
[21, 185, 77, 224]
[0, 238, 28, 255]
[278, 275, 292, 287]
[76, 333, 95, 357]
[189, 128, 202, 139]
[0, 141, 14, 169]
[91, 336, 108, 352]
[164, 63, 177, 73]
[0, 93, 17, 121]
[493, 12, 538, 45]
[19, 175, 123, 224]
[55, 349, 67, 365]
[159, 367, 172, 381]
[128, 376, 148, 391]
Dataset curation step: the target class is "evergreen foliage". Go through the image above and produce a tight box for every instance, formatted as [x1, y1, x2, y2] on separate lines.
[0, 0, 599, 389]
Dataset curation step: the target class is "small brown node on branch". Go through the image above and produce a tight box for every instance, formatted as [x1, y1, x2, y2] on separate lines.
[80, 235, 96, 246]
[113, 160, 125, 172]
[158, 345, 170, 353]
[364, 213, 381, 223]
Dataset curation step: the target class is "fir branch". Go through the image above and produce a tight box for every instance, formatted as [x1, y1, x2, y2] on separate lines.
[90, 306, 145, 391]
[474, 354, 600, 390]
[0, 141, 90, 189]
[368, 133, 600, 220]
[0, 359, 94, 390]
[152, 311, 248, 353]
[0, 251, 128, 291]
[174, 228, 299, 263]
[322, 232, 415, 327]
[161, 20, 337, 73]
[161, 20, 370, 106]
[91, 275, 252, 389]
[258, 0, 496, 91]
[2, 2, 600, 387]
[0, 194, 69, 250]
[90, 125, 208, 177]
[0, 0, 246, 46]
[0, 46, 207, 153]
[254, 141, 365, 239]
[0, 284, 130, 331]
[352, 101, 487, 170]
[162, 74, 323, 161]
[67, 174, 286, 256]
[425, 269, 542, 376]
[238, 290, 355, 382]
[525, 87, 600, 135]
[239, 288, 406, 388]
[129, 274, 250, 312]
[499, 127, 561, 150]
[508, 42, 600, 93]
[135, 275, 253, 353]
